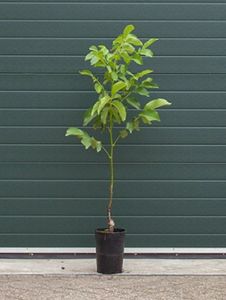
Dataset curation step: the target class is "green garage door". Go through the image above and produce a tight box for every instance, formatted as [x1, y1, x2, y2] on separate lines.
[0, 0, 226, 248]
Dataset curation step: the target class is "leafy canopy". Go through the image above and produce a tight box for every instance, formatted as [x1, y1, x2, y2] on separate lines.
[66, 24, 171, 152]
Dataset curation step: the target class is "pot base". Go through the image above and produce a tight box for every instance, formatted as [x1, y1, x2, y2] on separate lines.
[96, 253, 124, 274]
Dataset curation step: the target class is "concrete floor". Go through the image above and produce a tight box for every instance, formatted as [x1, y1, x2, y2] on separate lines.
[0, 258, 226, 275]
[0, 259, 226, 299]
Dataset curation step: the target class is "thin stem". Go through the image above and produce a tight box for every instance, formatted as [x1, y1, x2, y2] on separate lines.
[113, 135, 120, 147]
[107, 110, 115, 232]
[102, 145, 111, 159]
[120, 91, 132, 103]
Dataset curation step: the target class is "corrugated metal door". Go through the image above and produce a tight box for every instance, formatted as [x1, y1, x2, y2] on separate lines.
[0, 0, 226, 247]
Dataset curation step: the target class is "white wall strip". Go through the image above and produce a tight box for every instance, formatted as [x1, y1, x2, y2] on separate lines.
[0, 248, 226, 254]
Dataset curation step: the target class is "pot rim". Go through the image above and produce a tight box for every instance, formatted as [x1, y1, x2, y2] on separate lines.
[95, 228, 126, 235]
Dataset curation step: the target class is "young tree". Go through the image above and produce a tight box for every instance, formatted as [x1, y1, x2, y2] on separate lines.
[66, 24, 171, 232]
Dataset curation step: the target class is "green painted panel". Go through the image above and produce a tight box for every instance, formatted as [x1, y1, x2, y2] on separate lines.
[0, 181, 226, 198]
[0, 234, 96, 248]
[0, 145, 225, 163]
[0, 1, 226, 248]
[0, 3, 225, 20]
[1, 109, 226, 127]
[1, 127, 226, 144]
[0, 21, 225, 38]
[0, 198, 226, 217]
[0, 234, 226, 248]
[123, 235, 226, 248]
[0, 56, 225, 74]
[0, 163, 226, 180]
[0, 91, 225, 109]
[0, 38, 226, 56]
[0, 74, 225, 91]
[0, 216, 226, 234]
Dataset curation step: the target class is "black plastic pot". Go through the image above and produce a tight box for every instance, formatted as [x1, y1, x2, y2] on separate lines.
[95, 228, 126, 274]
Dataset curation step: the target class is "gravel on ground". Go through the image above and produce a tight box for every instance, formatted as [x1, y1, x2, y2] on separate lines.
[0, 275, 225, 300]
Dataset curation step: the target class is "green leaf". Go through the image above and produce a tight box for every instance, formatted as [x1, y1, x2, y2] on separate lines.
[65, 128, 101, 152]
[134, 69, 153, 80]
[143, 38, 158, 49]
[121, 52, 131, 64]
[99, 45, 109, 55]
[111, 81, 127, 96]
[90, 56, 99, 65]
[90, 137, 102, 152]
[111, 108, 121, 124]
[139, 110, 160, 124]
[142, 82, 159, 89]
[83, 107, 96, 126]
[93, 117, 102, 130]
[119, 129, 129, 139]
[126, 119, 140, 133]
[136, 87, 149, 97]
[124, 43, 135, 54]
[97, 95, 110, 114]
[126, 97, 141, 109]
[121, 76, 130, 89]
[126, 70, 134, 77]
[81, 134, 92, 149]
[106, 65, 112, 73]
[123, 24, 135, 37]
[149, 83, 159, 89]
[112, 100, 126, 122]
[95, 61, 105, 68]
[100, 107, 109, 124]
[141, 77, 153, 88]
[131, 53, 143, 65]
[140, 48, 153, 57]
[113, 93, 122, 100]
[126, 122, 133, 133]
[89, 45, 98, 51]
[96, 141, 102, 152]
[79, 69, 93, 77]
[144, 98, 171, 110]
[91, 101, 100, 116]
[112, 34, 123, 46]
[94, 82, 102, 94]
[111, 71, 118, 81]
[85, 52, 94, 61]
[127, 34, 143, 46]
[120, 65, 127, 75]
[65, 127, 84, 138]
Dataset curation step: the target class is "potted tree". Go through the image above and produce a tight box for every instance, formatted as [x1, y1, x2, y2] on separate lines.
[66, 24, 171, 274]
